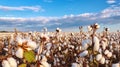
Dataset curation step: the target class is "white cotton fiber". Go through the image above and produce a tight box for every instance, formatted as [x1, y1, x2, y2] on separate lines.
[15, 47, 23, 58]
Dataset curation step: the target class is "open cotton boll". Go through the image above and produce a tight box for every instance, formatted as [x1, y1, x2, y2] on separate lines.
[27, 40, 37, 50]
[79, 50, 88, 57]
[101, 41, 107, 50]
[71, 63, 79, 67]
[46, 51, 50, 57]
[82, 43, 88, 50]
[105, 60, 109, 64]
[25, 48, 32, 51]
[81, 40, 89, 50]
[93, 36, 100, 51]
[7, 57, 17, 67]
[112, 63, 120, 67]
[2, 60, 10, 67]
[95, 23, 100, 29]
[104, 50, 109, 55]
[100, 57, 105, 64]
[16, 36, 23, 46]
[98, 48, 102, 54]
[107, 52, 112, 58]
[15, 47, 23, 58]
[41, 55, 47, 62]
[96, 54, 102, 61]
[3, 48, 8, 51]
[41, 61, 51, 67]
[88, 26, 92, 31]
[46, 43, 52, 50]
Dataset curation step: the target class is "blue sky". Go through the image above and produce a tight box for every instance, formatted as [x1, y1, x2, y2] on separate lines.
[0, 0, 120, 32]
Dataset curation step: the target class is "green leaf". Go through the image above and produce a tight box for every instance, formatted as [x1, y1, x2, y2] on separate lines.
[18, 64, 26, 67]
[23, 50, 35, 63]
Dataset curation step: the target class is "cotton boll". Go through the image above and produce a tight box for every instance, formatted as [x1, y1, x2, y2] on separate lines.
[93, 36, 100, 51]
[7, 57, 17, 67]
[40, 56, 51, 67]
[104, 50, 109, 55]
[110, 45, 113, 50]
[82, 43, 88, 50]
[3, 48, 8, 51]
[101, 41, 107, 50]
[105, 60, 109, 64]
[15, 47, 23, 58]
[46, 51, 50, 57]
[46, 43, 52, 50]
[16, 36, 23, 46]
[25, 48, 32, 51]
[95, 23, 100, 29]
[41, 55, 47, 62]
[27, 40, 37, 50]
[58, 46, 61, 51]
[2, 60, 10, 67]
[107, 52, 112, 58]
[71, 63, 78, 67]
[79, 50, 88, 57]
[100, 57, 105, 64]
[88, 26, 92, 31]
[96, 54, 102, 61]
[81, 40, 89, 50]
[98, 48, 102, 54]
[40, 61, 51, 67]
[112, 63, 120, 67]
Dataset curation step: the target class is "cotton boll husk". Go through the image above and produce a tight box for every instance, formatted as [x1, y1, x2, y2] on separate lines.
[104, 50, 109, 55]
[112, 63, 120, 67]
[27, 40, 37, 50]
[107, 52, 112, 58]
[15, 47, 23, 58]
[93, 36, 100, 51]
[2, 60, 10, 67]
[79, 50, 88, 57]
[96, 54, 102, 61]
[7, 57, 17, 67]
[100, 57, 105, 64]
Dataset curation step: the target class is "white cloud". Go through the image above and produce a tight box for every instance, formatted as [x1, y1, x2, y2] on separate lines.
[0, 5, 44, 12]
[0, 4, 120, 31]
[100, 5, 120, 18]
[107, 0, 116, 4]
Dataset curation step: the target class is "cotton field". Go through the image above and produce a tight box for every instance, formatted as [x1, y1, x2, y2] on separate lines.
[0, 23, 120, 67]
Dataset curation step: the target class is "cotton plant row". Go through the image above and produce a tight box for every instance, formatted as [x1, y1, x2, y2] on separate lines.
[0, 24, 120, 67]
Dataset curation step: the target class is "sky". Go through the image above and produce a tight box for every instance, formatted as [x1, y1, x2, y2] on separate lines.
[0, 0, 120, 32]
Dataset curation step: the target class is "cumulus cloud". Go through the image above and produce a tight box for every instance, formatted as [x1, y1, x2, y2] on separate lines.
[0, 5, 44, 12]
[107, 0, 116, 4]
